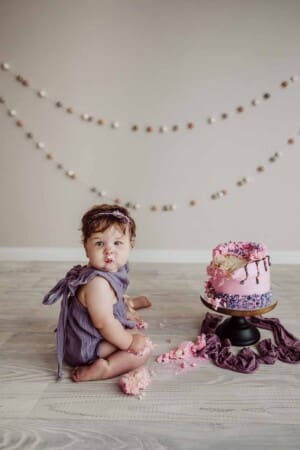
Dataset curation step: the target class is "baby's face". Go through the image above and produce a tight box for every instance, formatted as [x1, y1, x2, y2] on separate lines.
[84, 224, 132, 272]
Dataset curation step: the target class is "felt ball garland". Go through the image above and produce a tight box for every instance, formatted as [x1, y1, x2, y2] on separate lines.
[0, 96, 298, 212]
[1, 60, 299, 212]
[1, 61, 298, 135]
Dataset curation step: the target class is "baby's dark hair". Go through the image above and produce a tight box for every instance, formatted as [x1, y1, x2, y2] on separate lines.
[81, 204, 136, 244]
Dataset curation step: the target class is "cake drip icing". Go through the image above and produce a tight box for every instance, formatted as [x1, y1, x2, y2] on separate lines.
[207, 241, 271, 287]
[240, 255, 270, 285]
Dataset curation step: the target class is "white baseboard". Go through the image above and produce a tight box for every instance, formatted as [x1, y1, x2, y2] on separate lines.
[0, 247, 299, 264]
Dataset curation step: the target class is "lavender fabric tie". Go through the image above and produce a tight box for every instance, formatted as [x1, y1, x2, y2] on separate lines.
[199, 312, 300, 374]
[43, 265, 83, 380]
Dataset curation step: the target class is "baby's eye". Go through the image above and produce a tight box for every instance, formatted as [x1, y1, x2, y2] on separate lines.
[114, 241, 123, 246]
[96, 241, 104, 247]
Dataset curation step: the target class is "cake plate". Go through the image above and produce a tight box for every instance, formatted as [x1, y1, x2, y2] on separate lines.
[200, 296, 277, 346]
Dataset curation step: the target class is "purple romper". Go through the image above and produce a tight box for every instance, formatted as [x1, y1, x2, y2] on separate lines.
[43, 264, 135, 380]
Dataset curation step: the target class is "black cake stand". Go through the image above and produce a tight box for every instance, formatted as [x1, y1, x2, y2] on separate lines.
[200, 296, 277, 346]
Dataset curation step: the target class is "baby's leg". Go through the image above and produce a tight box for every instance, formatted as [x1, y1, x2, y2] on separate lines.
[71, 341, 117, 382]
[71, 358, 108, 382]
[104, 346, 151, 379]
[127, 295, 152, 310]
[71, 341, 151, 382]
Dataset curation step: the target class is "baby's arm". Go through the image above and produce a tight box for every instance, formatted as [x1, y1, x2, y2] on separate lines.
[128, 334, 149, 355]
[85, 277, 134, 351]
[84, 277, 148, 355]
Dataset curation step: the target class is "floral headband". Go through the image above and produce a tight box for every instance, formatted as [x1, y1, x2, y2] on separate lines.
[91, 210, 131, 225]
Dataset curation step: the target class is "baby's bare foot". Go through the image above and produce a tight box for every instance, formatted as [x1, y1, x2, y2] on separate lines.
[71, 359, 108, 382]
[131, 296, 152, 310]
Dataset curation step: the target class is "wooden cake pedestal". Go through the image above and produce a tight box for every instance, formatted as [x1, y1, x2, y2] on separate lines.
[200, 296, 277, 346]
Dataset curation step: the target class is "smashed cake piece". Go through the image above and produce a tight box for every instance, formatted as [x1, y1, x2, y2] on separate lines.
[156, 334, 207, 369]
[119, 367, 151, 397]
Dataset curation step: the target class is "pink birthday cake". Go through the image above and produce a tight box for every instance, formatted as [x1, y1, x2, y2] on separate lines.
[205, 241, 272, 311]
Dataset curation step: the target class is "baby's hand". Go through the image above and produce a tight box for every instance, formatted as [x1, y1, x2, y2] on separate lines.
[128, 333, 149, 355]
[126, 311, 141, 321]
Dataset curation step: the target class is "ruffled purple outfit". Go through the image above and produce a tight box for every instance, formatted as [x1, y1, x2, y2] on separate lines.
[43, 264, 135, 380]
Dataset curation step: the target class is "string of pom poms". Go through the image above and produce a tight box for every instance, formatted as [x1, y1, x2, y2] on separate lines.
[0, 95, 298, 212]
[1, 61, 298, 135]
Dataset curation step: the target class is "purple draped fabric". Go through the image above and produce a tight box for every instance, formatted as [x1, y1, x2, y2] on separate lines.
[248, 316, 300, 363]
[199, 312, 300, 373]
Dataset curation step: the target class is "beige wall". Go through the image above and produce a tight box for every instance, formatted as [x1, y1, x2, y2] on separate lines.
[0, 0, 300, 252]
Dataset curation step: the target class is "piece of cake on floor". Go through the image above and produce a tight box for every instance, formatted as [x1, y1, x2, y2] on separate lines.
[205, 241, 273, 311]
[119, 367, 151, 397]
[156, 335, 207, 370]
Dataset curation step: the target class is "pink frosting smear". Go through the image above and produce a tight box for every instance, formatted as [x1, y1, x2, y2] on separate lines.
[156, 334, 207, 369]
[119, 367, 151, 396]
[135, 319, 148, 329]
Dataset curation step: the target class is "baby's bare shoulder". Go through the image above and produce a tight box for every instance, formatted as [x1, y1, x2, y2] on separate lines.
[79, 275, 115, 306]
[85, 275, 114, 295]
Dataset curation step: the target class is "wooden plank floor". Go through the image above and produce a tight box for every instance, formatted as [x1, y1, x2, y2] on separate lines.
[0, 262, 299, 449]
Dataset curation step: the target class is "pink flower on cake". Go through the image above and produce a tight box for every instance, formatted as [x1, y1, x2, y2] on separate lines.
[207, 263, 225, 283]
[205, 280, 212, 290]
[206, 297, 214, 305]
[211, 268, 225, 288]
[213, 245, 227, 257]
[206, 263, 215, 276]
[227, 242, 236, 253]
[248, 244, 267, 261]
[212, 241, 268, 261]
[206, 297, 222, 310]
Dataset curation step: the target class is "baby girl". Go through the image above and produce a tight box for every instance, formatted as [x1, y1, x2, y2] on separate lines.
[43, 204, 152, 382]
